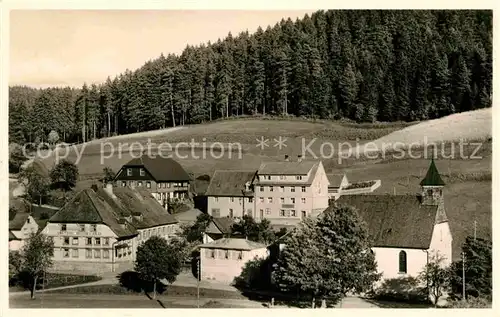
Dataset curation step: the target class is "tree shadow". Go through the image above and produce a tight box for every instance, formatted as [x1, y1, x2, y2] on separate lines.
[118, 271, 167, 299]
[365, 276, 431, 307]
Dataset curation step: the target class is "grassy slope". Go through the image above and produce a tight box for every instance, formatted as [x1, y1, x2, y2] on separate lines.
[37, 110, 491, 261]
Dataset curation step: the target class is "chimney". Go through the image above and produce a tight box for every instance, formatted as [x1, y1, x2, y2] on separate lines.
[105, 183, 117, 199]
[297, 155, 303, 162]
[285, 155, 290, 162]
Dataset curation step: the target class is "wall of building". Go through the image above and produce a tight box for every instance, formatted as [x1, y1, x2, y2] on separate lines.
[372, 247, 428, 282]
[136, 223, 180, 246]
[428, 222, 453, 267]
[207, 196, 253, 218]
[9, 239, 23, 251]
[200, 247, 268, 284]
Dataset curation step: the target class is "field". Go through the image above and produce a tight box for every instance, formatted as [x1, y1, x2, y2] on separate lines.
[32, 109, 492, 261]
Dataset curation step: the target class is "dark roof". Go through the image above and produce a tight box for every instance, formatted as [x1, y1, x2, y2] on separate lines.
[49, 186, 177, 238]
[9, 231, 19, 241]
[258, 161, 317, 175]
[121, 156, 191, 182]
[36, 219, 49, 232]
[205, 170, 255, 197]
[199, 238, 266, 250]
[9, 212, 30, 230]
[420, 159, 445, 186]
[327, 174, 346, 188]
[334, 195, 438, 249]
[206, 217, 234, 234]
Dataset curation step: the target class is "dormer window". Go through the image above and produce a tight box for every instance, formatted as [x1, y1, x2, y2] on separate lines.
[296, 175, 303, 180]
[61, 224, 67, 232]
[127, 168, 132, 176]
[140, 168, 145, 176]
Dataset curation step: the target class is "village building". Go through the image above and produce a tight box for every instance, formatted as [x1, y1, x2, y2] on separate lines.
[253, 156, 330, 225]
[9, 212, 39, 251]
[202, 217, 234, 243]
[41, 184, 179, 274]
[205, 170, 256, 219]
[198, 238, 268, 284]
[114, 156, 191, 207]
[333, 159, 452, 281]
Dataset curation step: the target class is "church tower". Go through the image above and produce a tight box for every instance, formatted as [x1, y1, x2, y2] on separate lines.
[420, 159, 447, 223]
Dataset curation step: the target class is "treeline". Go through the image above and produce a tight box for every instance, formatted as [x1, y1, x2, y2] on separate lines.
[9, 10, 492, 144]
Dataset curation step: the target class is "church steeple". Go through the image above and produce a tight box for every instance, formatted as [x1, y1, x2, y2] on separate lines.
[420, 159, 447, 223]
[420, 158, 445, 187]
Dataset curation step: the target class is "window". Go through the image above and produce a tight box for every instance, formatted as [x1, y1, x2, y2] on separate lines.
[229, 209, 234, 218]
[280, 197, 285, 203]
[238, 251, 243, 260]
[279, 210, 285, 217]
[72, 237, 79, 245]
[239, 198, 242, 203]
[268, 197, 273, 203]
[167, 183, 171, 188]
[291, 210, 296, 217]
[210, 249, 215, 258]
[291, 198, 295, 204]
[248, 197, 253, 203]
[259, 197, 264, 203]
[301, 186, 306, 192]
[95, 238, 101, 245]
[103, 238, 109, 246]
[296, 175, 303, 180]
[266, 175, 271, 180]
[103, 250, 110, 259]
[86, 238, 92, 245]
[301, 210, 306, 218]
[225, 250, 229, 259]
[279, 175, 286, 180]
[266, 208, 271, 215]
[214, 197, 219, 202]
[63, 237, 70, 245]
[127, 168, 132, 176]
[301, 198, 306, 204]
[122, 181, 126, 187]
[91, 224, 97, 232]
[61, 224, 67, 231]
[399, 251, 407, 274]
[260, 186, 264, 192]
[230, 197, 234, 203]
[212, 209, 220, 218]
[85, 249, 92, 258]
[72, 249, 79, 258]
[280, 186, 284, 192]
[270, 186, 274, 192]
[146, 182, 151, 188]
[94, 249, 101, 258]
[291, 187, 295, 193]
[138, 181, 143, 187]
[63, 248, 69, 258]
[79, 224, 85, 232]
[27, 218, 30, 223]
[140, 168, 145, 176]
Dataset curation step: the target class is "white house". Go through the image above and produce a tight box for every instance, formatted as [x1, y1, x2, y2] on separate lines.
[334, 159, 452, 281]
[9, 212, 39, 251]
[199, 238, 268, 284]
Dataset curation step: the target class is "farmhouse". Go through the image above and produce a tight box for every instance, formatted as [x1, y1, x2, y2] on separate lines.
[114, 156, 191, 207]
[41, 184, 179, 274]
[199, 238, 268, 284]
[333, 159, 452, 281]
[205, 170, 256, 218]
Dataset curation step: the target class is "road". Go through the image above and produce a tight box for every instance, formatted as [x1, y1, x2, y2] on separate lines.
[9, 293, 264, 308]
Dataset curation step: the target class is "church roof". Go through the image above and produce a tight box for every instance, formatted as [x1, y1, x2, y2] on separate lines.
[420, 159, 445, 186]
[334, 195, 438, 249]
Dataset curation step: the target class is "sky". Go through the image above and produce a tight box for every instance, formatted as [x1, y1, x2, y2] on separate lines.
[9, 10, 315, 88]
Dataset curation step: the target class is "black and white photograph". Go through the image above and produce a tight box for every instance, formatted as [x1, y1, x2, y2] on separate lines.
[4, 3, 494, 311]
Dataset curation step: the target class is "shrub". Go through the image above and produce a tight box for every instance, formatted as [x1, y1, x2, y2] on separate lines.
[369, 276, 430, 304]
[447, 297, 492, 308]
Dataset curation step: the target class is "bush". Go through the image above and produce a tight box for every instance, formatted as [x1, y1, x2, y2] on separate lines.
[369, 277, 430, 304]
[447, 297, 492, 308]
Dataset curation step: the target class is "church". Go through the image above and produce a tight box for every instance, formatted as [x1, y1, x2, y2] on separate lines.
[332, 159, 452, 281]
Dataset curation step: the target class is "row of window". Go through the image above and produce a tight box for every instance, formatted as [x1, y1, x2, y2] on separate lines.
[261, 175, 304, 181]
[259, 186, 307, 193]
[61, 246, 132, 259]
[205, 249, 243, 260]
[258, 197, 307, 204]
[137, 226, 174, 240]
[60, 224, 97, 232]
[277, 209, 307, 218]
[212, 197, 253, 203]
[62, 236, 110, 246]
[121, 180, 152, 188]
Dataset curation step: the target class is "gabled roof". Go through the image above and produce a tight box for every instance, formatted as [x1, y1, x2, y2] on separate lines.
[49, 186, 178, 237]
[120, 156, 191, 182]
[205, 170, 255, 197]
[9, 231, 20, 241]
[420, 159, 445, 186]
[258, 161, 317, 175]
[327, 174, 346, 188]
[9, 212, 30, 230]
[199, 238, 266, 251]
[205, 217, 234, 235]
[334, 195, 438, 249]
[174, 208, 203, 224]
